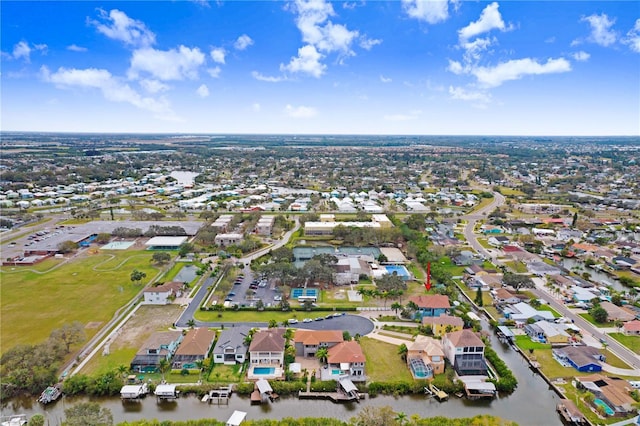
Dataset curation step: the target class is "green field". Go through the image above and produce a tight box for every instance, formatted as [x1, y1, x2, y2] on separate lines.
[536, 303, 561, 318]
[359, 337, 413, 382]
[0, 250, 159, 351]
[608, 333, 640, 354]
[194, 308, 331, 323]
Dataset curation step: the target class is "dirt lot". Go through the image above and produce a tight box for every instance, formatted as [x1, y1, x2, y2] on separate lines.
[111, 304, 183, 351]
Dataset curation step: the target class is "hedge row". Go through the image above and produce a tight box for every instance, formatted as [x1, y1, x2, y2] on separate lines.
[484, 344, 518, 393]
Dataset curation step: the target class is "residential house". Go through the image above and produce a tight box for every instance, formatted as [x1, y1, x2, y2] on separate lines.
[488, 236, 510, 247]
[503, 302, 555, 323]
[600, 301, 635, 322]
[213, 326, 250, 365]
[492, 288, 527, 305]
[327, 341, 366, 381]
[524, 320, 571, 344]
[453, 251, 482, 266]
[255, 216, 275, 236]
[294, 329, 343, 357]
[215, 233, 244, 247]
[422, 314, 464, 337]
[406, 335, 445, 378]
[210, 215, 233, 232]
[408, 295, 451, 320]
[623, 320, 640, 336]
[173, 328, 216, 368]
[467, 273, 503, 290]
[442, 329, 487, 376]
[576, 374, 637, 417]
[131, 331, 184, 373]
[143, 281, 185, 305]
[249, 328, 286, 367]
[553, 346, 605, 373]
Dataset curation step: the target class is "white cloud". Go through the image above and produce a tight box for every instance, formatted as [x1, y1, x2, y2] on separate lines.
[129, 46, 206, 81]
[252, 71, 286, 82]
[623, 19, 640, 53]
[90, 9, 156, 47]
[380, 75, 392, 83]
[472, 57, 571, 88]
[458, 2, 511, 42]
[210, 47, 226, 64]
[284, 104, 317, 118]
[461, 37, 494, 61]
[139, 79, 169, 93]
[207, 66, 222, 78]
[581, 13, 617, 47]
[196, 84, 210, 98]
[41, 65, 176, 119]
[234, 34, 254, 50]
[447, 60, 464, 74]
[401, 0, 450, 24]
[360, 37, 382, 50]
[280, 45, 326, 78]
[449, 86, 491, 104]
[252, 103, 261, 112]
[12, 41, 32, 62]
[67, 44, 88, 52]
[572, 51, 590, 62]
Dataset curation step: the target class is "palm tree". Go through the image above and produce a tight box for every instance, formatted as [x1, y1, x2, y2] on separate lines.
[195, 359, 205, 382]
[187, 319, 196, 328]
[158, 358, 171, 382]
[395, 411, 408, 425]
[391, 302, 403, 315]
[116, 364, 129, 380]
[268, 319, 278, 328]
[315, 347, 329, 365]
[397, 344, 408, 362]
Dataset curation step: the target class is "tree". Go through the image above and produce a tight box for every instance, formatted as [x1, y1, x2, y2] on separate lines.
[398, 343, 408, 362]
[151, 252, 172, 265]
[475, 287, 483, 307]
[50, 322, 86, 354]
[94, 233, 111, 244]
[178, 242, 195, 257]
[572, 212, 578, 228]
[589, 306, 608, 324]
[187, 319, 196, 328]
[58, 240, 79, 254]
[395, 412, 408, 425]
[316, 347, 329, 365]
[610, 293, 622, 306]
[63, 402, 113, 426]
[343, 331, 352, 341]
[158, 358, 171, 382]
[391, 302, 403, 315]
[256, 299, 265, 311]
[268, 319, 278, 328]
[28, 414, 46, 426]
[350, 405, 396, 426]
[130, 269, 146, 284]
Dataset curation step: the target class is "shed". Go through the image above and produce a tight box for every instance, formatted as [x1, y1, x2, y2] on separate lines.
[226, 410, 247, 426]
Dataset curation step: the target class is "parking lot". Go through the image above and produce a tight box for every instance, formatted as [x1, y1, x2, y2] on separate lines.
[224, 264, 282, 308]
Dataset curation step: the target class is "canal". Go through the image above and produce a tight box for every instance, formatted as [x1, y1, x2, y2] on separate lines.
[1, 325, 563, 426]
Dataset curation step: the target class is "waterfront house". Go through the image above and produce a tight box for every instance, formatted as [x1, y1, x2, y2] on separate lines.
[143, 281, 185, 305]
[576, 374, 636, 417]
[524, 320, 571, 344]
[492, 288, 526, 305]
[442, 329, 487, 376]
[131, 331, 183, 373]
[553, 346, 605, 373]
[503, 302, 555, 324]
[326, 341, 366, 381]
[173, 328, 216, 368]
[249, 329, 285, 367]
[294, 329, 343, 357]
[623, 320, 640, 336]
[408, 295, 451, 320]
[213, 326, 250, 365]
[406, 335, 445, 378]
[422, 315, 464, 337]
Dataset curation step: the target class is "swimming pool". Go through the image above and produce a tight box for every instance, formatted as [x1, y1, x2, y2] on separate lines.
[594, 398, 614, 416]
[101, 241, 135, 250]
[253, 367, 275, 375]
[332, 369, 341, 375]
[385, 265, 410, 280]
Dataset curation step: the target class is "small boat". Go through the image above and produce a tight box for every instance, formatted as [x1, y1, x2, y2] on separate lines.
[38, 384, 62, 404]
[1, 415, 28, 426]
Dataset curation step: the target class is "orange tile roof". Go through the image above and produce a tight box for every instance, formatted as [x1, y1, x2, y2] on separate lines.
[327, 341, 365, 364]
[175, 328, 216, 356]
[408, 294, 451, 309]
[294, 329, 344, 345]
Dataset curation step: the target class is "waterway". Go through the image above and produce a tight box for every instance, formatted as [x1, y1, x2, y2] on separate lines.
[0, 326, 563, 426]
[559, 257, 625, 291]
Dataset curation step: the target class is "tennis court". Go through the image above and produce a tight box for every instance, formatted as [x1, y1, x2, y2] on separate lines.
[291, 288, 318, 300]
[101, 241, 135, 250]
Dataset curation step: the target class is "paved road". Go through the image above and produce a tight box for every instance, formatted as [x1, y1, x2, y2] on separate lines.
[462, 191, 506, 260]
[460, 191, 639, 372]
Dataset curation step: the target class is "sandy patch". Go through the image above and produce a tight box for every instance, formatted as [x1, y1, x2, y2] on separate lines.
[110, 305, 183, 350]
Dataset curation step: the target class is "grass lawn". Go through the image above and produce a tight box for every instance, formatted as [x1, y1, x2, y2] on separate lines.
[608, 333, 640, 353]
[579, 313, 615, 327]
[320, 289, 361, 308]
[359, 337, 413, 382]
[83, 348, 139, 376]
[195, 309, 321, 323]
[497, 187, 525, 196]
[1, 249, 159, 351]
[526, 348, 588, 379]
[407, 263, 425, 281]
[505, 261, 528, 273]
[207, 363, 245, 383]
[477, 238, 493, 249]
[601, 348, 632, 369]
[536, 304, 561, 318]
[514, 335, 552, 351]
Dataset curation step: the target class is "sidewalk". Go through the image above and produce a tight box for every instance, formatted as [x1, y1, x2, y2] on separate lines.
[601, 363, 640, 377]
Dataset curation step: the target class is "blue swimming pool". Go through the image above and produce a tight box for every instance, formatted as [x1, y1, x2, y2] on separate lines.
[594, 398, 614, 416]
[385, 265, 410, 280]
[332, 369, 341, 375]
[253, 367, 275, 375]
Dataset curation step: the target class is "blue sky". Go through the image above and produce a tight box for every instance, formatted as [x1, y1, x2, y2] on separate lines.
[2, 1, 639, 136]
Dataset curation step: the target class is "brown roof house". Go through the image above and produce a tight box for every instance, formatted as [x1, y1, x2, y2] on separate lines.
[409, 295, 450, 320]
[173, 328, 216, 368]
[600, 301, 635, 322]
[248, 328, 286, 380]
[130, 331, 184, 373]
[143, 281, 185, 305]
[406, 335, 445, 379]
[294, 329, 343, 357]
[442, 329, 487, 376]
[623, 320, 640, 336]
[576, 374, 637, 417]
[326, 341, 366, 382]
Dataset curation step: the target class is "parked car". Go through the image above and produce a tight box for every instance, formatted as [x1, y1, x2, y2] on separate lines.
[314, 317, 324, 321]
[288, 319, 298, 324]
[303, 318, 312, 323]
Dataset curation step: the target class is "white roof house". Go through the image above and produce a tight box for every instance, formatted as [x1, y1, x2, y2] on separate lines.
[145, 236, 188, 248]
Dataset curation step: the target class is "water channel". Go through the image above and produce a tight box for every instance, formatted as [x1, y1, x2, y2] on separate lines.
[558, 257, 625, 292]
[1, 324, 564, 426]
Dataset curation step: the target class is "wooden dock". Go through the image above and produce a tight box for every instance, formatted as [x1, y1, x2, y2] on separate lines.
[425, 384, 449, 401]
[298, 391, 365, 402]
[206, 386, 232, 405]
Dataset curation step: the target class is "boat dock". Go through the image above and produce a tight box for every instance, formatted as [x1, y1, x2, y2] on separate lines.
[556, 399, 588, 425]
[298, 391, 366, 402]
[424, 384, 449, 401]
[202, 386, 232, 405]
[154, 384, 180, 401]
[120, 383, 149, 401]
